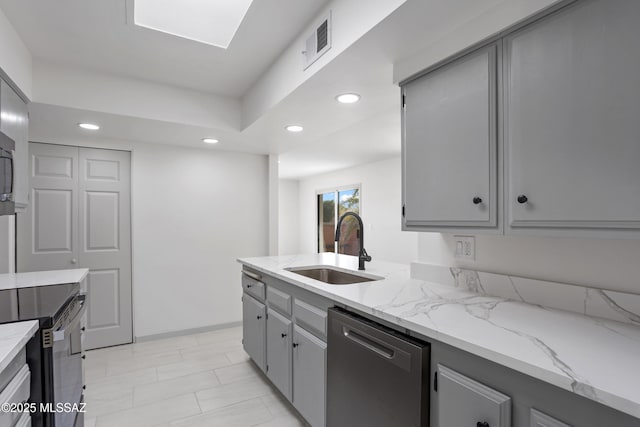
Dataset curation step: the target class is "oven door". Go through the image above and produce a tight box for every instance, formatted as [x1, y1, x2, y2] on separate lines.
[52, 295, 86, 427]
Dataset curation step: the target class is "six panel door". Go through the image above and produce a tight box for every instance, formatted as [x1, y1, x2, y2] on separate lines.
[402, 43, 499, 229]
[18, 143, 133, 349]
[78, 147, 132, 349]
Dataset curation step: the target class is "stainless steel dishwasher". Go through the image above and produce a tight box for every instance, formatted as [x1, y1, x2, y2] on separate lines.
[327, 308, 430, 427]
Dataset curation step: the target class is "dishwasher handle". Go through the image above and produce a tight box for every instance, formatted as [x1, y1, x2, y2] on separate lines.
[342, 326, 394, 359]
[332, 318, 413, 372]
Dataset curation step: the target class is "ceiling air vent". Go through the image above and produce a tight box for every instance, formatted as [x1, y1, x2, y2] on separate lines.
[303, 12, 332, 70]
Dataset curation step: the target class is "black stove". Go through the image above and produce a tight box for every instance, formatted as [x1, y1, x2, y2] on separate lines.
[0, 283, 85, 427]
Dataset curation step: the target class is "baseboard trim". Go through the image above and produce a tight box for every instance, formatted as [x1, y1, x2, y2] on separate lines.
[134, 321, 242, 343]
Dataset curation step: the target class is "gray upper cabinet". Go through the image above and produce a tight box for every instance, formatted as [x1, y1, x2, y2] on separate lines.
[292, 324, 326, 427]
[402, 42, 499, 230]
[266, 308, 292, 400]
[504, 0, 640, 235]
[0, 79, 28, 210]
[242, 293, 266, 372]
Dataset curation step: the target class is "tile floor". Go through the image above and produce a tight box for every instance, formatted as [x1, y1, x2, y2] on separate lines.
[84, 326, 308, 427]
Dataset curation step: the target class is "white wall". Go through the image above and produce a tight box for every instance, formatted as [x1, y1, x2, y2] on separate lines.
[129, 143, 268, 337]
[278, 179, 300, 255]
[0, 7, 32, 99]
[297, 156, 418, 264]
[418, 233, 640, 295]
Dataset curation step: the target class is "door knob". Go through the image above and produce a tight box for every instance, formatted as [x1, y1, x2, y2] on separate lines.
[71, 258, 77, 264]
[517, 195, 528, 204]
[472, 197, 483, 205]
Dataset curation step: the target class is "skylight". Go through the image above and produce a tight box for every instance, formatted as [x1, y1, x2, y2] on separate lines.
[134, 0, 254, 48]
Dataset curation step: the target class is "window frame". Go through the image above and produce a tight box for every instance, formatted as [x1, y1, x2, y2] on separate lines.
[316, 184, 362, 253]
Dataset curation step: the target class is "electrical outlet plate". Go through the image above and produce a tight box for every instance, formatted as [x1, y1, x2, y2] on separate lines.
[453, 235, 475, 261]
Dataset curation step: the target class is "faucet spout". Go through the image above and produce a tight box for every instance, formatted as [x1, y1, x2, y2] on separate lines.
[334, 212, 372, 270]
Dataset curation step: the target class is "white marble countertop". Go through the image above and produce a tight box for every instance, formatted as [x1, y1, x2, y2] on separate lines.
[0, 269, 89, 291]
[0, 321, 38, 372]
[238, 253, 640, 420]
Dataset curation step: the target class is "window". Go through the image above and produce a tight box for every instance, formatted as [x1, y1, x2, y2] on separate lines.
[317, 186, 360, 253]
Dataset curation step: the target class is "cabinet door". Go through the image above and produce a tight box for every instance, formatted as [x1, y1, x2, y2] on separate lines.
[266, 308, 292, 400]
[403, 43, 499, 229]
[242, 293, 266, 372]
[292, 325, 326, 427]
[505, 0, 640, 233]
[0, 80, 28, 209]
[437, 364, 511, 427]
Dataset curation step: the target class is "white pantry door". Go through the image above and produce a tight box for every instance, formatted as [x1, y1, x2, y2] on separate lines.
[18, 143, 132, 349]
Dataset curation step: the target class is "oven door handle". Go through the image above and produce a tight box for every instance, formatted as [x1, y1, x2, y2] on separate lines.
[53, 294, 87, 343]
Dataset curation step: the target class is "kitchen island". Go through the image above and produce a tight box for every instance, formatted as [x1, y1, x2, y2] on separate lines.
[238, 253, 640, 425]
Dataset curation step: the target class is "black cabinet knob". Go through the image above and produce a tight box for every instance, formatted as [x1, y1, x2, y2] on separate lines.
[81, 327, 86, 332]
[517, 195, 528, 204]
[473, 197, 483, 205]
[256, 315, 262, 320]
[247, 284, 253, 288]
[81, 355, 86, 359]
[281, 333, 287, 338]
[477, 422, 490, 427]
[292, 343, 299, 348]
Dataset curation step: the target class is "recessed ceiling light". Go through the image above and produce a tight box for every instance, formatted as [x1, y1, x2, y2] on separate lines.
[285, 125, 304, 133]
[78, 123, 100, 130]
[336, 93, 361, 104]
[202, 138, 219, 144]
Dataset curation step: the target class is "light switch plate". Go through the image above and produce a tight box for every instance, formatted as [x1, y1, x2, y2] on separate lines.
[453, 235, 475, 261]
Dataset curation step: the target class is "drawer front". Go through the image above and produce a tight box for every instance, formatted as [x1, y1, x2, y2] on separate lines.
[267, 286, 292, 316]
[0, 364, 30, 427]
[242, 272, 265, 301]
[530, 409, 571, 427]
[14, 411, 31, 427]
[293, 299, 327, 340]
[437, 364, 511, 427]
[0, 348, 25, 394]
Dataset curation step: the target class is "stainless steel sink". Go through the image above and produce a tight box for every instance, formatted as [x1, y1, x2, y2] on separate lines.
[286, 266, 382, 285]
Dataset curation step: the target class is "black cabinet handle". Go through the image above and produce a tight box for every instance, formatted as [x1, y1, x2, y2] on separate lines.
[256, 315, 262, 320]
[477, 422, 490, 427]
[292, 343, 299, 348]
[281, 333, 287, 338]
[473, 197, 483, 205]
[517, 195, 528, 204]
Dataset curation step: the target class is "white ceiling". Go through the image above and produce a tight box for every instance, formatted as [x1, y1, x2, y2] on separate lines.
[0, 0, 328, 95]
[6, 0, 535, 180]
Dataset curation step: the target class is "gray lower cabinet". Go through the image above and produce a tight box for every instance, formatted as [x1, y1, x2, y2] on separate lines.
[292, 325, 326, 427]
[437, 364, 511, 427]
[402, 42, 499, 231]
[242, 292, 266, 372]
[266, 308, 292, 400]
[530, 408, 571, 427]
[504, 0, 640, 235]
